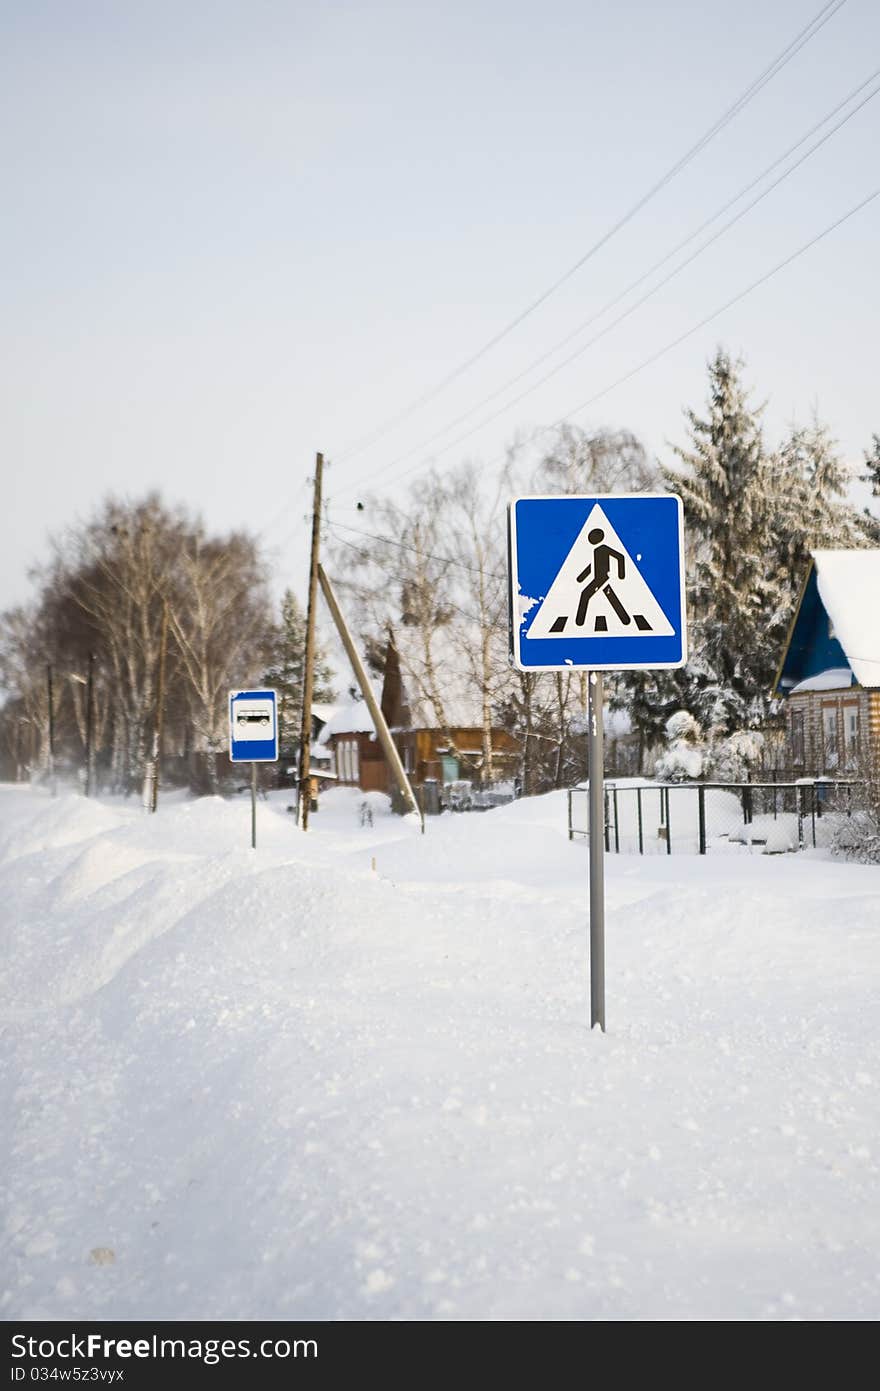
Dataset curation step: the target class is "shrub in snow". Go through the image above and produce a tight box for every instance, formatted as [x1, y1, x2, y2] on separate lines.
[654, 711, 705, 782]
[707, 730, 764, 783]
[831, 764, 880, 864]
[831, 810, 880, 864]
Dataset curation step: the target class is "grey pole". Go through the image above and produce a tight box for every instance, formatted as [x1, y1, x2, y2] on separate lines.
[251, 763, 257, 849]
[588, 671, 606, 1032]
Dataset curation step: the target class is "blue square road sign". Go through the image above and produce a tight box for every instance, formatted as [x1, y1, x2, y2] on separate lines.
[229, 688, 279, 763]
[508, 494, 686, 672]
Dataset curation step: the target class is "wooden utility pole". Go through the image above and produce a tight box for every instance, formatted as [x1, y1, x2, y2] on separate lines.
[318, 564, 423, 830]
[298, 452, 324, 830]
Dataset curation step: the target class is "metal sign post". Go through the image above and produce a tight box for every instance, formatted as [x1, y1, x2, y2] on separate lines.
[588, 672, 605, 1032]
[229, 689, 279, 849]
[508, 494, 687, 1031]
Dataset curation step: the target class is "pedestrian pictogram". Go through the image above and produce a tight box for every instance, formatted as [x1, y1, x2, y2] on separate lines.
[528, 504, 675, 640]
[508, 494, 686, 671]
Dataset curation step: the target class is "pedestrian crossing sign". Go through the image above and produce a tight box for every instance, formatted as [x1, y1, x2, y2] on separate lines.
[508, 494, 687, 671]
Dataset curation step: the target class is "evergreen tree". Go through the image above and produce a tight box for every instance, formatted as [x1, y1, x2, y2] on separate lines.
[862, 432, 880, 495]
[860, 433, 880, 542]
[656, 353, 869, 742]
[771, 417, 866, 576]
[262, 590, 335, 760]
[663, 348, 781, 733]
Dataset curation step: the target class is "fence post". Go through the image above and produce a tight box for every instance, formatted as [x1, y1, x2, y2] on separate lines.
[637, 787, 644, 856]
[568, 788, 573, 842]
[603, 789, 610, 852]
[796, 785, 804, 850]
[698, 785, 706, 855]
[613, 787, 619, 854]
[665, 787, 672, 855]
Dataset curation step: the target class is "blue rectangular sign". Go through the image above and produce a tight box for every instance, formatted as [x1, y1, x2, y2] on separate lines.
[229, 688, 279, 763]
[508, 494, 686, 672]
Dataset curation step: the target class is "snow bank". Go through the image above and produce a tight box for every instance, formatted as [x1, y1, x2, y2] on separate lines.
[1, 784, 879, 1321]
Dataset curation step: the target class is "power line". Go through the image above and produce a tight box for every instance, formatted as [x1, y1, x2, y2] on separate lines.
[336, 67, 880, 494]
[254, 476, 312, 543]
[343, 185, 879, 499]
[333, 0, 849, 465]
[546, 188, 880, 443]
[327, 520, 507, 581]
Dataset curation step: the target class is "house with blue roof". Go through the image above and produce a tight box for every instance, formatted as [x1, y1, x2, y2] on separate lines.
[773, 550, 880, 776]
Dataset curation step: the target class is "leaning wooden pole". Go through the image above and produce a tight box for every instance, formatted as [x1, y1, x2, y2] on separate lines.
[298, 452, 323, 830]
[318, 564, 424, 832]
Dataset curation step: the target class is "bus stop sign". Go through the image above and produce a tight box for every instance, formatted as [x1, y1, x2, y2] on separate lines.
[229, 688, 279, 763]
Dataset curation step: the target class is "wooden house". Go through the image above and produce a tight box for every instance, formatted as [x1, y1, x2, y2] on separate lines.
[378, 631, 519, 790]
[316, 699, 388, 793]
[318, 628, 519, 802]
[773, 550, 880, 776]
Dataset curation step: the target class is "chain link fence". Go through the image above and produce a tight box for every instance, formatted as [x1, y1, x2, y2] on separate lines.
[568, 779, 861, 855]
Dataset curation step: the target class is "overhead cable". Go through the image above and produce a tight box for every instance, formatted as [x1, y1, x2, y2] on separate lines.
[332, 0, 849, 465]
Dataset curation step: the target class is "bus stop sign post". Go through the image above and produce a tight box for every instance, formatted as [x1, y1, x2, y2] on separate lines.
[229, 689, 279, 849]
[508, 494, 687, 1032]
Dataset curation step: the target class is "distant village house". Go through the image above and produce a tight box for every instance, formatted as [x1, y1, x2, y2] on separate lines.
[773, 549, 880, 775]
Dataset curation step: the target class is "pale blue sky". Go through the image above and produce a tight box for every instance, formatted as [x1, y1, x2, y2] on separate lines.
[3, 0, 879, 613]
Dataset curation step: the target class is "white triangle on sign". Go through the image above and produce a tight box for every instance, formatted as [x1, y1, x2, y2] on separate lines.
[526, 504, 674, 639]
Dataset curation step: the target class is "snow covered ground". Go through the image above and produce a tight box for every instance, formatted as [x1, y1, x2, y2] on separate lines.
[1, 782, 878, 1322]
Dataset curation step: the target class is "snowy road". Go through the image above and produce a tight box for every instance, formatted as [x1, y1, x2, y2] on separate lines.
[0, 784, 878, 1320]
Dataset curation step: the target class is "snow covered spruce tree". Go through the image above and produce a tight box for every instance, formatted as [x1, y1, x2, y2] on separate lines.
[262, 589, 335, 764]
[663, 348, 783, 734]
[771, 416, 868, 580]
[860, 433, 880, 542]
[663, 350, 867, 743]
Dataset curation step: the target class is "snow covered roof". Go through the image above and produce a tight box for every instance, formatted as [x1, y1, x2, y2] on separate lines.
[316, 699, 376, 742]
[789, 667, 854, 694]
[812, 550, 880, 688]
[775, 549, 880, 694]
[312, 702, 340, 725]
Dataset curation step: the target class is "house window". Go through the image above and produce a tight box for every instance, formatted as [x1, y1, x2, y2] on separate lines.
[821, 705, 839, 770]
[339, 740, 356, 783]
[790, 709, 805, 765]
[843, 705, 859, 768]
